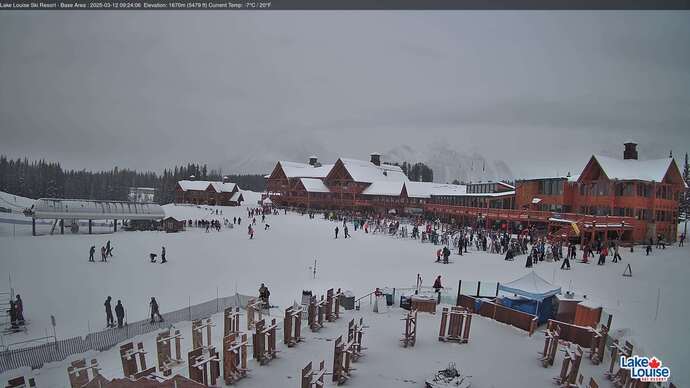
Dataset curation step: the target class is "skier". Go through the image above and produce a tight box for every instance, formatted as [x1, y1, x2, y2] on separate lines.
[233, 216, 237, 225]
[115, 300, 125, 328]
[100, 246, 107, 262]
[238, 217, 242, 225]
[597, 245, 608, 265]
[161, 246, 167, 263]
[259, 283, 270, 308]
[248, 225, 254, 239]
[106, 240, 114, 257]
[433, 275, 443, 294]
[436, 248, 442, 262]
[149, 297, 164, 323]
[89, 245, 96, 262]
[264, 224, 270, 230]
[344, 225, 350, 239]
[262, 214, 265, 223]
[105, 296, 114, 327]
[560, 253, 571, 270]
[442, 246, 451, 264]
[680, 233, 685, 247]
[15, 295, 24, 325]
[645, 244, 652, 256]
[334, 226, 339, 239]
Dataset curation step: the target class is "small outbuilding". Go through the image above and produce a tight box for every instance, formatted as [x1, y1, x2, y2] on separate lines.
[162, 216, 185, 233]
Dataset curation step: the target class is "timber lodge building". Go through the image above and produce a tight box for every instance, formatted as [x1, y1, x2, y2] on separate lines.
[266, 143, 685, 243]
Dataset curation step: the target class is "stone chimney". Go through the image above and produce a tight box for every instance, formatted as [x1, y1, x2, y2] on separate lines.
[623, 141, 638, 160]
[222, 176, 229, 183]
[309, 156, 318, 166]
[370, 152, 381, 166]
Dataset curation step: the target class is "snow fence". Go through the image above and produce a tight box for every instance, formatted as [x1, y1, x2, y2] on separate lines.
[0, 293, 252, 373]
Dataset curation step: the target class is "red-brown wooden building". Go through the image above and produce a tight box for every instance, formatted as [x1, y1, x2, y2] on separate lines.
[174, 180, 244, 206]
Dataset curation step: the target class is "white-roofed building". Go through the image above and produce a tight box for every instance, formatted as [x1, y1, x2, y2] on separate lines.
[175, 179, 244, 206]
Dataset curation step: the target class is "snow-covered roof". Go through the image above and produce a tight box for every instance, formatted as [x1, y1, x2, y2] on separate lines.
[516, 174, 579, 182]
[591, 155, 674, 182]
[229, 191, 244, 202]
[404, 181, 467, 198]
[497, 181, 516, 190]
[300, 178, 331, 193]
[339, 158, 408, 183]
[498, 271, 561, 301]
[178, 180, 238, 193]
[278, 161, 333, 179]
[361, 181, 405, 196]
[32, 198, 165, 220]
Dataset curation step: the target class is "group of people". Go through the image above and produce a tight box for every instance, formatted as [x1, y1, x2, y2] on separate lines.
[149, 246, 167, 263]
[89, 240, 114, 262]
[104, 296, 163, 328]
[6, 294, 25, 331]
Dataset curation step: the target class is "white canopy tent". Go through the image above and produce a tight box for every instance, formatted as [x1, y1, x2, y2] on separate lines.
[498, 271, 561, 301]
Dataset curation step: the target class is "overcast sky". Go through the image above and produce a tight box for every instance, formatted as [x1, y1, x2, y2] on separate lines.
[1, 12, 689, 177]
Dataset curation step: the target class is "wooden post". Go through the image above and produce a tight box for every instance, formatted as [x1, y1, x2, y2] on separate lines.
[61, 219, 64, 234]
[438, 306, 471, 344]
[88, 219, 92, 234]
[400, 309, 417, 347]
[32, 218, 36, 236]
[223, 333, 249, 384]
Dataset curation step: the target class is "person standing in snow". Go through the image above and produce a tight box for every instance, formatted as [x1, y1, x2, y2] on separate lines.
[262, 214, 265, 223]
[560, 252, 571, 270]
[433, 276, 443, 294]
[105, 296, 114, 327]
[15, 295, 24, 324]
[115, 300, 125, 328]
[442, 246, 451, 264]
[106, 240, 114, 257]
[258, 283, 270, 308]
[597, 245, 608, 265]
[149, 297, 164, 323]
[89, 245, 96, 262]
[248, 225, 254, 239]
[679, 233, 685, 247]
[100, 246, 107, 262]
[334, 226, 339, 239]
[612, 243, 622, 263]
[161, 246, 167, 263]
[344, 225, 350, 239]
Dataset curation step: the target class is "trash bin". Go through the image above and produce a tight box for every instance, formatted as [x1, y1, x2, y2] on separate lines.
[339, 290, 355, 310]
[400, 295, 411, 310]
[385, 293, 394, 306]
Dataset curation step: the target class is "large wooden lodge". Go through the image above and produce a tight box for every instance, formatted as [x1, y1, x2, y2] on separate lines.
[266, 144, 685, 243]
[174, 179, 244, 206]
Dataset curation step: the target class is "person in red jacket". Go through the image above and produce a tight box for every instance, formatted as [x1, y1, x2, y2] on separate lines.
[433, 276, 443, 293]
[597, 245, 608, 265]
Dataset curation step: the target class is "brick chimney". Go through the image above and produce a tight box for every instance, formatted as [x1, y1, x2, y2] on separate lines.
[370, 152, 381, 166]
[623, 141, 638, 160]
[309, 156, 318, 166]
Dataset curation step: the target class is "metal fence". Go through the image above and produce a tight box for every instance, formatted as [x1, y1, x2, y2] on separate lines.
[0, 293, 252, 373]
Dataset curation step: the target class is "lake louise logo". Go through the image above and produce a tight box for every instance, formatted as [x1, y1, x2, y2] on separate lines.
[620, 355, 671, 382]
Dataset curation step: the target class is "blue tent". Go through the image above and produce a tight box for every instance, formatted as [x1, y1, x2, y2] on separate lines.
[498, 271, 561, 323]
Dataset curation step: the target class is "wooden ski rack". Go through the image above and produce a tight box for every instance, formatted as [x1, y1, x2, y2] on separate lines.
[331, 335, 355, 385]
[120, 342, 156, 380]
[554, 344, 583, 387]
[400, 309, 417, 348]
[252, 318, 278, 365]
[192, 318, 215, 350]
[224, 307, 241, 336]
[605, 340, 634, 387]
[326, 288, 343, 322]
[188, 346, 221, 386]
[308, 295, 326, 332]
[156, 328, 184, 377]
[223, 333, 249, 384]
[589, 324, 608, 365]
[301, 360, 326, 388]
[438, 306, 472, 344]
[347, 318, 365, 362]
[67, 359, 100, 388]
[540, 321, 561, 367]
[284, 305, 304, 347]
[246, 298, 264, 331]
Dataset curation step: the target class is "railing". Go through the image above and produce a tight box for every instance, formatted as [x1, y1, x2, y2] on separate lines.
[0, 293, 252, 374]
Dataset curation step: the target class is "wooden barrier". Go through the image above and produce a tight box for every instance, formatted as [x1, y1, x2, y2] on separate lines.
[283, 306, 304, 347]
[119, 342, 155, 379]
[156, 329, 183, 377]
[246, 298, 264, 331]
[438, 306, 472, 344]
[589, 324, 608, 365]
[301, 360, 326, 388]
[67, 358, 100, 388]
[223, 333, 249, 384]
[347, 318, 365, 362]
[224, 307, 241, 336]
[400, 309, 417, 348]
[252, 318, 278, 365]
[547, 319, 595, 348]
[459, 294, 538, 336]
[605, 340, 633, 387]
[308, 295, 326, 332]
[5, 376, 36, 388]
[554, 345, 583, 387]
[331, 335, 354, 385]
[192, 318, 215, 350]
[326, 288, 343, 322]
[410, 295, 436, 313]
[539, 321, 560, 367]
[187, 346, 220, 386]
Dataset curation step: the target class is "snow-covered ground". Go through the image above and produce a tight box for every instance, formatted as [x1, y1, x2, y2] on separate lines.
[1, 202, 689, 386]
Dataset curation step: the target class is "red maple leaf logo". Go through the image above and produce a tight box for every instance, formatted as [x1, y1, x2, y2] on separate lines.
[649, 358, 661, 369]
